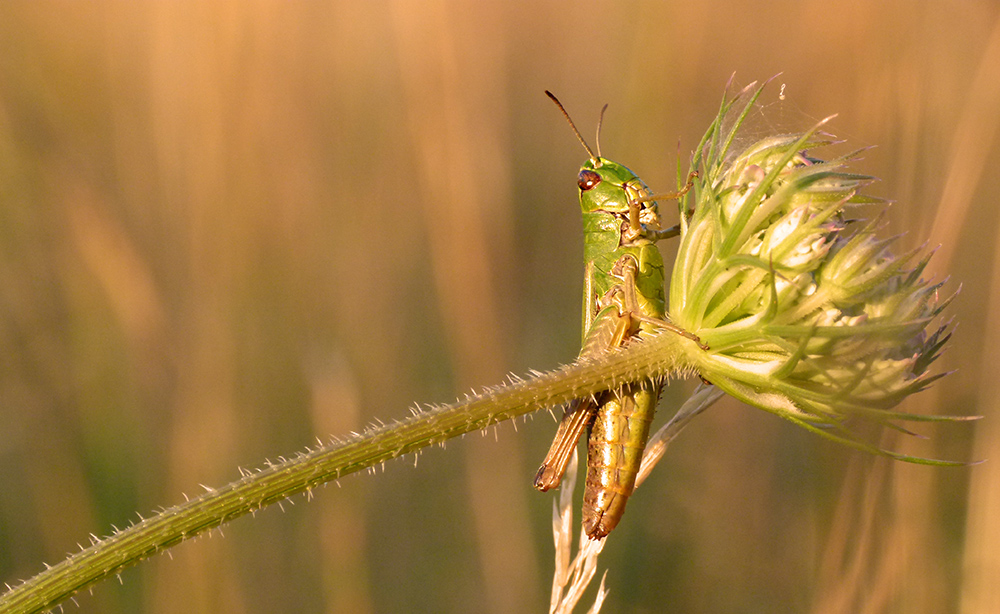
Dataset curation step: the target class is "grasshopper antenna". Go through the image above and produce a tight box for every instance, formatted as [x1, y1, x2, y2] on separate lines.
[545, 90, 599, 166]
[595, 103, 608, 158]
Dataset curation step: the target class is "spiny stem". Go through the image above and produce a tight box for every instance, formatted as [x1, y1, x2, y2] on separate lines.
[0, 331, 695, 614]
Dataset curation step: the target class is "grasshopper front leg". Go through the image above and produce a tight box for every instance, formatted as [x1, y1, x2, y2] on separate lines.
[623, 171, 698, 244]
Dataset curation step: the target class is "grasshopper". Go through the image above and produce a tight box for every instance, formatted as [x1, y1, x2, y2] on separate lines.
[535, 92, 704, 539]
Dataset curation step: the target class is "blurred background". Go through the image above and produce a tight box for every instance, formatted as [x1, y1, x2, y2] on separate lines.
[0, 1, 998, 612]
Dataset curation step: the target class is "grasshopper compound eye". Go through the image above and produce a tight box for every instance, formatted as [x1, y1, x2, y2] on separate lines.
[578, 169, 601, 191]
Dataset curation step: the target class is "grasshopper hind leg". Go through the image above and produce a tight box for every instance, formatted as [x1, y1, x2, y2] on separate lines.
[533, 398, 595, 491]
[611, 255, 708, 350]
[534, 305, 631, 491]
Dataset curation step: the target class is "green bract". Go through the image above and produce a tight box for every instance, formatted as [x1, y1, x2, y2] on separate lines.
[669, 82, 967, 463]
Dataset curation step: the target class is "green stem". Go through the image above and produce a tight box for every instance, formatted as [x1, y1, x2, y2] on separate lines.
[0, 331, 695, 614]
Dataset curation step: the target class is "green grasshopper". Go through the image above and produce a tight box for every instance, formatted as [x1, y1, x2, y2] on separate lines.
[535, 92, 705, 539]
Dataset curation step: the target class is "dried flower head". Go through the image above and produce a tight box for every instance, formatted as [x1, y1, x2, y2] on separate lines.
[669, 80, 973, 463]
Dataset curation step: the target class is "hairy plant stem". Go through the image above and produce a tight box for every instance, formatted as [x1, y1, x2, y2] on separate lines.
[0, 331, 696, 614]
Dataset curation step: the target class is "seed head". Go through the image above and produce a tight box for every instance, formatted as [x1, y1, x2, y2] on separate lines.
[669, 81, 972, 463]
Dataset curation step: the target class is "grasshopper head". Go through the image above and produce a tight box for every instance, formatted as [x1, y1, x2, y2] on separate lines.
[543, 91, 661, 226]
[578, 158, 660, 227]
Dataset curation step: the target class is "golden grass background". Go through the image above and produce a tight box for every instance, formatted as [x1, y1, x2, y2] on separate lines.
[0, 1, 998, 612]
